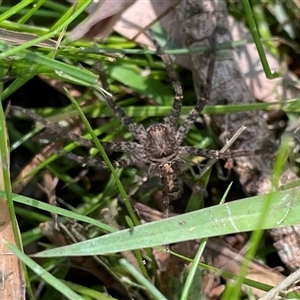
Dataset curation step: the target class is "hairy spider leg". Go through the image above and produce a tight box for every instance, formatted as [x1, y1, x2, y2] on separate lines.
[10, 105, 145, 155]
[153, 40, 184, 133]
[58, 151, 142, 170]
[176, 31, 217, 144]
[106, 141, 144, 153]
[97, 65, 147, 143]
[10, 105, 94, 149]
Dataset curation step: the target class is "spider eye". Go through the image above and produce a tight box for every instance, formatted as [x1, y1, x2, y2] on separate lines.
[147, 125, 165, 136]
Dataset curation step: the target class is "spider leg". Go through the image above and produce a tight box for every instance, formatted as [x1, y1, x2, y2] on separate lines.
[180, 175, 207, 195]
[10, 105, 95, 149]
[175, 30, 217, 144]
[57, 151, 142, 170]
[96, 64, 147, 143]
[10, 106, 143, 153]
[180, 146, 257, 159]
[153, 40, 183, 132]
[102, 141, 143, 153]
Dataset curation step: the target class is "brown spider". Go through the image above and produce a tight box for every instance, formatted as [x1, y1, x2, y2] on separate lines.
[10, 28, 252, 218]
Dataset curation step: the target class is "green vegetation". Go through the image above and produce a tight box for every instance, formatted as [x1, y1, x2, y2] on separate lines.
[1, 0, 300, 299]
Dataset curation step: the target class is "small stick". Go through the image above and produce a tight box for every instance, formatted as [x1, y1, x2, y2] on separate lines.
[199, 125, 247, 178]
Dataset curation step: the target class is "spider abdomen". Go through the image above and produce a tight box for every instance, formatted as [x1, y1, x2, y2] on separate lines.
[161, 163, 184, 201]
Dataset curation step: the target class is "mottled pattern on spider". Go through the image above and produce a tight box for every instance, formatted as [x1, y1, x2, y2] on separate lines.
[10, 29, 250, 218]
[69, 31, 250, 218]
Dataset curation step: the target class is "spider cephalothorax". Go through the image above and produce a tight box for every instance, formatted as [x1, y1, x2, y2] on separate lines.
[145, 124, 178, 162]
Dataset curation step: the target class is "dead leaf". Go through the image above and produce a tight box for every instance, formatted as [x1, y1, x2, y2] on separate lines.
[68, 0, 136, 41]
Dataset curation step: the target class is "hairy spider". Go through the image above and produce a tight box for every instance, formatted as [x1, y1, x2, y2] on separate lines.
[10, 29, 252, 218]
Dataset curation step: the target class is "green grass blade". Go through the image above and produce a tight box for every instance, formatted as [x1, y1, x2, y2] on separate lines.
[81, 39, 248, 56]
[232, 135, 292, 299]
[106, 63, 173, 103]
[242, 0, 281, 79]
[0, 191, 115, 232]
[0, 40, 98, 86]
[0, 1, 92, 58]
[33, 186, 300, 257]
[180, 183, 232, 300]
[120, 259, 168, 300]
[61, 280, 117, 300]
[0, 0, 34, 22]
[4, 241, 84, 300]
[18, 0, 46, 24]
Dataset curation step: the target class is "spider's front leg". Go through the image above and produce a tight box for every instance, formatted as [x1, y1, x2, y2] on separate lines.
[175, 29, 217, 144]
[10, 105, 96, 149]
[96, 65, 147, 143]
[153, 40, 183, 132]
[10, 105, 143, 154]
[102, 141, 144, 153]
[58, 141, 146, 170]
[58, 151, 142, 170]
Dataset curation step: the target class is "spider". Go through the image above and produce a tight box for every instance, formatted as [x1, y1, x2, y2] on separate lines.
[10, 28, 253, 219]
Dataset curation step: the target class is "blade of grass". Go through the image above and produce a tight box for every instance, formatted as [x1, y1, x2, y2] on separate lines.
[252, 4, 279, 57]
[242, 0, 281, 79]
[81, 39, 248, 56]
[0, 191, 115, 232]
[180, 183, 233, 300]
[0, 0, 92, 58]
[42, 0, 69, 13]
[120, 259, 168, 300]
[106, 63, 173, 103]
[61, 280, 117, 300]
[61, 99, 300, 119]
[0, 0, 34, 22]
[0, 41, 98, 87]
[171, 251, 274, 293]
[4, 241, 84, 300]
[0, 28, 57, 47]
[18, 0, 46, 24]
[232, 135, 293, 299]
[22, 227, 43, 247]
[33, 186, 300, 257]
[1, 75, 35, 101]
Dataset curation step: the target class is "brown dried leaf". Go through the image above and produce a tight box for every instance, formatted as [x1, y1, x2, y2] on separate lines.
[68, 0, 137, 41]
